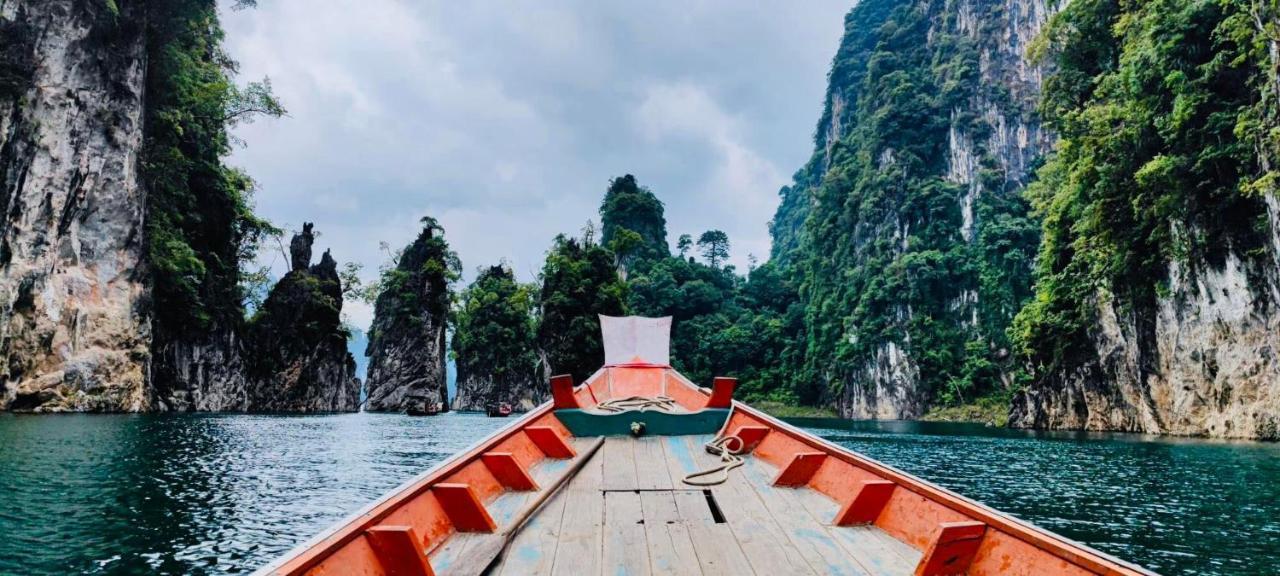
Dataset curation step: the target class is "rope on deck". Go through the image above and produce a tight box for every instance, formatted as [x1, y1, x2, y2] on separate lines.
[681, 435, 746, 486]
[596, 395, 678, 413]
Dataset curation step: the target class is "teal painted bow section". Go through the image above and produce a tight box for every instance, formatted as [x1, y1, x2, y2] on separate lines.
[554, 408, 731, 436]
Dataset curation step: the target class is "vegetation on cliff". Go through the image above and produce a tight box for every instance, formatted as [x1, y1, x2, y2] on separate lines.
[768, 0, 1041, 411]
[592, 176, 802, 399]
[142, 0, 283, 337]
[451, 264, 539, 408]
[364, 217, 459, 412]
[1011, 0, 1280, 374]
[535, 229, 628, 383]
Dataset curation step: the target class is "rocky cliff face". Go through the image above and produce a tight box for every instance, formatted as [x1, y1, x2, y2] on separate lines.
[453, 374, 543, 412]
[0, 1, 151, 411]
[151, 226, 359, 413]
[1011, 255, 1280, 439]
[1009, 1, 1280, 439]
[365, 222, 453, 413]
[243, 224, 359, 412]
[773, 0, 1052, 419]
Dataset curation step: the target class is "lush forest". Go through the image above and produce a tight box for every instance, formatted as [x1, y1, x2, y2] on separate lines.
[144, 0, 283, 339]
[1012, 0, 1280, 374]
[430, 175, 801, 405]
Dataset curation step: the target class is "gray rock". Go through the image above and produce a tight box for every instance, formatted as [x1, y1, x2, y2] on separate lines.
[0, 0, 151, 411]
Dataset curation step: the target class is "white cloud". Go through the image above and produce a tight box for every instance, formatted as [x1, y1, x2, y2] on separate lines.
[221, 0, 851, 331]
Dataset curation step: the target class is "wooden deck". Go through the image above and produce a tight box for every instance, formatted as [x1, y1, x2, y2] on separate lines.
[430, 435, 921, 576]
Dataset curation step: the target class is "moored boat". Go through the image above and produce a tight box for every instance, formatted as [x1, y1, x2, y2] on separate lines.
[486, 403, 513, 418]
[257, 316, 1156, 576]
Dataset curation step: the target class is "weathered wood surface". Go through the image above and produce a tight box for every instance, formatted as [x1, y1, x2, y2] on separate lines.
[432, 435, 919, 576]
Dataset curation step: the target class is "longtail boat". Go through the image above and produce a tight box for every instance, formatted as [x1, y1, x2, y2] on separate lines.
[257, 316, 1156, 576]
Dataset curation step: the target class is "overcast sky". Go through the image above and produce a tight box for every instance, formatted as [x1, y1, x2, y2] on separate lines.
[222, 1, 851, 328]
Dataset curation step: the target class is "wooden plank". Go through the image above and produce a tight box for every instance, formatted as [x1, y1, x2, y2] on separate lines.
[676, 436, 815, 576]
[526, 426, 576, 458]
[433, 483, 497, 533]
[916, 521, 986, 576]
[640, 491, 701, 575]
[671, 490, 754, 576]
[738, 458, 870, 576]
[635, 437, 674, 490]
[494, 484, 569, 575]
[828, 527, 920, 576]
[779, 473, 919, 576]
[771, 452, 827, 487]
[834, 481, 897, 526]
[492, 452, 575, 575]
[604, 490, 651, 575]
[550, 448, 603, 576]
[366, 525, 434, 576]
[726, 426, 770, 454]
[482, 452, 539, 491]
[603, 436, 639, 491]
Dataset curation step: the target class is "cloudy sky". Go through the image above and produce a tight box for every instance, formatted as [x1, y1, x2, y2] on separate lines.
[222, 1, 851, 328]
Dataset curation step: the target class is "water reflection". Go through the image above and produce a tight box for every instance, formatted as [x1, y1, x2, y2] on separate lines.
[796, 418, 1280, 575]
[1, 413, 1277, 575]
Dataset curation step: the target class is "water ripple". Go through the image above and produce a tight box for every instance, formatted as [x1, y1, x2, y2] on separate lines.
[1, 413, 1278, 575]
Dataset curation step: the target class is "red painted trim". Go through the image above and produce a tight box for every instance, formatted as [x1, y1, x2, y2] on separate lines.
[834, 480, 897, 526]
[602, 362, 671, 368]
[706, 377, 736, 408]
[432, 483, 496, 533]
[550, 374, 580, 409]
[262, 404, 558, 575]
[729, 425, 770, 453]
[481, 452, 538, 491]
[365, 525, 435, 576]
[916, 521, 987, 576]
[772, 452, 827, 487]
[525, 426, 576, 458]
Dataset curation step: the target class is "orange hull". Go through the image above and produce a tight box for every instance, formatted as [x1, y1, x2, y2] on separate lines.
[256, 364, 1156, 576]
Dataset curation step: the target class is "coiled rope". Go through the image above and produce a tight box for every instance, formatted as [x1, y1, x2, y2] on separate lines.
[593, 394, 745, 486]
[596, 395, 678, 413]
[681, 434, 746, 486]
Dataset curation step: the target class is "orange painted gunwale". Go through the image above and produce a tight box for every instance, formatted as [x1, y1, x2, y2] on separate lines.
[259, 403, 560, 575]
[259, 366, 1158, 576]
[719, 400, 1158, 576]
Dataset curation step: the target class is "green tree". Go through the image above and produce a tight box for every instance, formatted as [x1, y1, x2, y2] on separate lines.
[536, 233, 628, 383]
[676, 234, 693, 258]
[600, 174, 670, 263]
[143, 0, 284, 337]
[696, 230, 730, 268]
[1012, 0, 1278, 375]
[453, 264, 539, 401]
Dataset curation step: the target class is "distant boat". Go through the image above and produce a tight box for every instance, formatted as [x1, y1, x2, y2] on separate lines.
[486, 403, 513, 418]
[405, 401, 443, 417]
[257, 316, 1155, 576]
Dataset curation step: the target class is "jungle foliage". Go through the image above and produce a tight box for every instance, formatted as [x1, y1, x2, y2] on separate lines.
[770, 0, 1040, 407]
[1011, 0, 1280, 374]
[142, 0, 283, 335]
[535, 229, 628, 384]
[452, 264, 539, 393]
[366, 218, 460, 358]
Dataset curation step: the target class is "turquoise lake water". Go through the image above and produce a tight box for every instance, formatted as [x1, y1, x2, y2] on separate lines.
[0, 412, 1276, 575]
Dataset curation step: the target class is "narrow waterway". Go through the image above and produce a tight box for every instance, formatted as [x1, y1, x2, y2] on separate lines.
[0, 412, 1275, 575]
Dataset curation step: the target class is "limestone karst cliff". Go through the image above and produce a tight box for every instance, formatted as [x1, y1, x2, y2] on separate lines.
[0, 0, 151, 411]
[365, 219, 455, 413]
[0, 2, 353, 413]
[1007, 0, 1280, 439]
[451, 265, 542, 412]
[242, 224, 359, 412]
[770, 0, 1052, 419]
